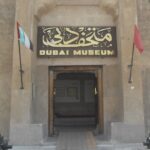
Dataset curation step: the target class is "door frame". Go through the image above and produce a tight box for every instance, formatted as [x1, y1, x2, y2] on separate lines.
[48, 66, 104, 136]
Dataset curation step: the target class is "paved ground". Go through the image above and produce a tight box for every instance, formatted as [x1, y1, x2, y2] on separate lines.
[12, 128, 147, 150]
[55, 129, 146, 150]
[56, 131, 96, 150]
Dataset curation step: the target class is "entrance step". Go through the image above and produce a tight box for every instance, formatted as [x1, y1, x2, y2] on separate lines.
[40, 137, 57, 147]
[54, 117, 96, 126]
[12, 146, 56, 150]
[56, 131, 96, 150]
[11, 143, 146, 150]
[96, 143, 146, 150]
[12, 138, 57, 150]
[40, 140, 56, 147]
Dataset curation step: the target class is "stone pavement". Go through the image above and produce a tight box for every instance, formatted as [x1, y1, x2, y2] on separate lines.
[96, 143, 146, 150]
[12, 130, 147, 150]
[55, 130, 146, 150]
[56, 131, 96, 150]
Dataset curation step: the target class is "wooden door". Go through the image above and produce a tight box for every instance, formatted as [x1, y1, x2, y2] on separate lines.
[48, 66, 104, 135]
[49, 70, 54, 136]
[97, 68, 104, 133]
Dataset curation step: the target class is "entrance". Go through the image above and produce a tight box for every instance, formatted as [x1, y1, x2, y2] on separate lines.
[54, 72, 97, 128]
[48, 66, 103, 136]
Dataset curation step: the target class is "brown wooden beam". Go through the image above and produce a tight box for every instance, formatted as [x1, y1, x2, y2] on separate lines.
[49, 70, 54, 136]
[97, 68, 104, 133]
[49, 66, 102, 72]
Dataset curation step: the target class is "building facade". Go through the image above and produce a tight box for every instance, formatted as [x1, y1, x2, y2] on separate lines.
[0, 0, 150, 145]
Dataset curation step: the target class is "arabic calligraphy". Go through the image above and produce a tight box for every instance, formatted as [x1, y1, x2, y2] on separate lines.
[42, 27, 113, 48]
[37, 26, 117, 57]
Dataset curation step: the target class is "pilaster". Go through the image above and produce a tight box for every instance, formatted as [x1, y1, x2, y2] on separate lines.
[10, 0, 44, 145]
[111, 0, 145, 142]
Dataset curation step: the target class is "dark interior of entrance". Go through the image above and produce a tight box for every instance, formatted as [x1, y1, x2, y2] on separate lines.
[54, 72, 98, 128]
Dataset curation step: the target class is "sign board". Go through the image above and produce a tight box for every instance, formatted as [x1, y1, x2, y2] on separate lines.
[37, 26, 117, 57]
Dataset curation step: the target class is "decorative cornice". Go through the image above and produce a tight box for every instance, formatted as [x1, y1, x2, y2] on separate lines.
[99, 0, 118, 21]
[34, 0, 56, 21]
[34, 0, 118, 21]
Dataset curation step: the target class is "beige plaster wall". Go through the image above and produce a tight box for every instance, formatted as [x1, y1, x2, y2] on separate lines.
[0, 0, 16, 137]
[38, 6, 114, 26]
[142, 69, 150, 135]
[7, 0, 147, 143]
[103, 65, 123, 138]
[137, 0, 150, 135]
[33, 66, 48, 124]
[117, 0, 144, 124]
[10, 0, 34, 125]
[108, 0, 145, 142]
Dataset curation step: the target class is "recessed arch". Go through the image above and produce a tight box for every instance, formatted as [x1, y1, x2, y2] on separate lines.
[34, 0, 56, 20]
[99, 0, 118, 21]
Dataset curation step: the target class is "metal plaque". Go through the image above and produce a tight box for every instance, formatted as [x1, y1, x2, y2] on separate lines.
[37, 26, 117, 57]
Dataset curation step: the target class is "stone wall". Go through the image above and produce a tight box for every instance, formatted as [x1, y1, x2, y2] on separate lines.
[137, 0, 150, 135]
[110, 0, 145, 143]
[103, 65, 123, 138]
[137, 0, 150, 54]
[33, 66, 48, 124]
[0, 0, 147, 144]
[0, 0, 16, 137]
[143, 69, 150, 135]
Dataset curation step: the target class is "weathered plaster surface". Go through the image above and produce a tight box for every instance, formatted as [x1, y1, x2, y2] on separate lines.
[0, 0, 15, 137]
